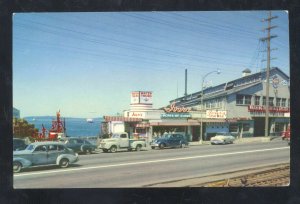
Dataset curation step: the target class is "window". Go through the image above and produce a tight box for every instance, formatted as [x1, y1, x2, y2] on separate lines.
[281, 98, 286, 107]
[263, 97, 266, 106]
[276, 98, 281, 107]
[236, 95, 244, 105]
[269, 97, 274, 106]
[48, 145, 57, 151]
[120, 134, 127, 138]
[244, 95, 251, 105]
[229, 123, 238, 132]
[35, 145, 47, 152]
[58, 145, 65, 151]
[243, 123, 250, 131]
[255, 96, 260, 105]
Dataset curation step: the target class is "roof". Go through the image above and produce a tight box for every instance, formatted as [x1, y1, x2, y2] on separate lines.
[103, 116, 143, 122]
[30, 141, 63, 145]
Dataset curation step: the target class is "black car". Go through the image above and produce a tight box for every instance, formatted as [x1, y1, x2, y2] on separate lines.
[13, 138, 27, 151]
[151, 133, 189, 149]
[64, 137, 97, 154]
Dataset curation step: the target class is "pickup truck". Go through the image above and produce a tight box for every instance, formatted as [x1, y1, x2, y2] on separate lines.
[98, 132, 147, 153]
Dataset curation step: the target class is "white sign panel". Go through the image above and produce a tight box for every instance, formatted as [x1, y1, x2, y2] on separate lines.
[131, 91, 140, 104]
[206, 110, 227, 119]
[129, 112, 146, 118]
[139, 91, 153, 104]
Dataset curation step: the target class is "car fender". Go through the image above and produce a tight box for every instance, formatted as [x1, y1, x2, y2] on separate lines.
[13, 157, 32, 168]
[56, 154, 77, 165]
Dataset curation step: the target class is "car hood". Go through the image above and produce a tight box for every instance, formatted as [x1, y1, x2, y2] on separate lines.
[13, 149, 32, 155]
[153, 138, 168, 143]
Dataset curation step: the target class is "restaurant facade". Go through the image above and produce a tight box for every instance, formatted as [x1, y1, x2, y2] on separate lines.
[102, 67, 290, 142]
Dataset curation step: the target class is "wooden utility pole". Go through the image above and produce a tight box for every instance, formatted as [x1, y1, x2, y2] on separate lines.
[260, 11, 277, 137]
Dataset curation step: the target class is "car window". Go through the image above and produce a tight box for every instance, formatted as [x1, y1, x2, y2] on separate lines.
[77, 139, 84, 144]
[84, 140, 91, 145]
[26, 144, 35, 151]
[69, 139, 76, 144]
[120, 134, 127, 138]
[48, 145, 57, 151]
[34, 145, 47, 152]
[58, 145, 66, 151]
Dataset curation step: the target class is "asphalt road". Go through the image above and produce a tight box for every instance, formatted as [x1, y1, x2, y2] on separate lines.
[13, 139, 290, 188]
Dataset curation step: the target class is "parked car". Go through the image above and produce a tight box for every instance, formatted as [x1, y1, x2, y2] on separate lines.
[13, 138, 27, 151]
[64, 137, 97, 154]
[151, 133, 188, 149]
[210, 132, 235, 145]
[13, 141, 79, 173]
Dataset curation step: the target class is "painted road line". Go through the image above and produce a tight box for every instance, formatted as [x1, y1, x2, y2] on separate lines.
[14, 146, 289, 177]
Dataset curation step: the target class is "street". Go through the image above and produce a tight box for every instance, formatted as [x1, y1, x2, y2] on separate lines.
[14, 139, 290, 188]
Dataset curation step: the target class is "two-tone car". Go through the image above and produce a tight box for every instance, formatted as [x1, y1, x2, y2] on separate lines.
[64, 137, 97, 154]
[13, 141, 79, 173]
[210, 132, 235, 145]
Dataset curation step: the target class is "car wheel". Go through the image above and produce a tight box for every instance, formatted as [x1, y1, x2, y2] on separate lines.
[136, 144, 142, 151]
[159, 143, 165, 149]
[59, 158, 69, 168]
[13, 161, 22, 173]
[151, 147, 155, 149]
[102, 149, 108, 153]
[223, 140, 226, 145]
[110, 146, 117, 153]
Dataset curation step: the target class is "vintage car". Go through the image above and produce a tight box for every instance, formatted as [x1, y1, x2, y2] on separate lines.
[151, 133, 189, 149]
[13, 141, 79, 173]
[210, 132, 235, 145]
[13, 138, 27, 151]
[64, 137, 97, 154]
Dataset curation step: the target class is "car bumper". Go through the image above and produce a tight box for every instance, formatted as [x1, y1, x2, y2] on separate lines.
[211, 140, 224, 144]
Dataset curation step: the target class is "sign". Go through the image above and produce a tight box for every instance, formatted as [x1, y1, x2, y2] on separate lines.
[131, 91, 153, 104]
[272, 75, 279, 89]
[164, 102, 192, 113]
[139, 91, 153, 104]
[128, 112, 145, 118]
[161, 113, 191, 118]
[206, 110, 227, 119]
[248, 105, 290, 113]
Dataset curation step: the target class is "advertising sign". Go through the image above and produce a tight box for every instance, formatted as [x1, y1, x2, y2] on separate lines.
[131, 91, 140, 104]
[161, 113, 191, 118]
[131, 91, 152, 104]
[206, 110, 227, 119]
[139, 91, 153, 104]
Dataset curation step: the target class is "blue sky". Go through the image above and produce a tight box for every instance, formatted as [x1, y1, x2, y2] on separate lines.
[13, 11, 289, 118]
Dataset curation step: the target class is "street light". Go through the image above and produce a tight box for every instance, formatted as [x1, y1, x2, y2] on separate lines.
[199, 69, 221, 144]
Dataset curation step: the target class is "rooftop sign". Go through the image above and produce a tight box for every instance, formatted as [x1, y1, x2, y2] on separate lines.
[164, 102, 192, 113]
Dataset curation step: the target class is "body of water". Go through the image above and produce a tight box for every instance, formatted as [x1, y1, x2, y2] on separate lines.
[24, 116, 102, 137]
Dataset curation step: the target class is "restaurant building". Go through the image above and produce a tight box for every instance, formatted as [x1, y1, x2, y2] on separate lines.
[102, 67, 290, 142]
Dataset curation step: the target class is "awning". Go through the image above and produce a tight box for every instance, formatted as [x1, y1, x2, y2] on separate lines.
[135, 123, 150, 128]
[103, 116, 143, 122]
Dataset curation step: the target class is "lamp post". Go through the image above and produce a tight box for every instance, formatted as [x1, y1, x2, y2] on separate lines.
[199, 70, 221, 144]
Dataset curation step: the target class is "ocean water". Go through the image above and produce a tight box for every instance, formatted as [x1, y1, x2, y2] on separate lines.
[24, 116, 102, 137]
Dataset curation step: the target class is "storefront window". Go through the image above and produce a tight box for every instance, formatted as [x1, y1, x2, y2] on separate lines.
[229, 123, 238, 132]
[263, 97, 266, 106]
[236, 95, 243, 105]
[243, 123, 250, 131]
[269, 97, 274, 106]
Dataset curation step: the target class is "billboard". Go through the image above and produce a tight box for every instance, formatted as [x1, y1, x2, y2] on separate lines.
[206, 110, 227, 119]
[131, 91, 152, 104]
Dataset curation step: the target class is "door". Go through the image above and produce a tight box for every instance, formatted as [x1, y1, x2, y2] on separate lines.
[47, 144, 60, 164]
[172, 134, 182, 147]
[31, 145, 48, 165]
[119, 134, 129, 148]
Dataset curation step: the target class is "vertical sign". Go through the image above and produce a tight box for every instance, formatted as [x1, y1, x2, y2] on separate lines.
[139, 91, 153, 104]
[131, 91, 140, 104]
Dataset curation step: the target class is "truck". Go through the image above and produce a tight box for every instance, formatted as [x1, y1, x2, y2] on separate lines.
[98, 132, 147, 153]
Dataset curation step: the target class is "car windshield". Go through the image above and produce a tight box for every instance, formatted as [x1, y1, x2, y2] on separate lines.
[25, 144, 35, 151]
[112, 134, 120, 138]
[162, 134, 171, 138]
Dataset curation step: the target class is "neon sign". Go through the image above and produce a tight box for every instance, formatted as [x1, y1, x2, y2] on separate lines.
[164, 102, 192, 113]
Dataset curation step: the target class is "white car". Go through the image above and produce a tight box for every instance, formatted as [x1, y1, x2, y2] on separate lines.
[210, 132, 235, 145]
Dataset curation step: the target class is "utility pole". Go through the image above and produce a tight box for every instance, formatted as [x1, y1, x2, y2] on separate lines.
[260, 11, 277, 137]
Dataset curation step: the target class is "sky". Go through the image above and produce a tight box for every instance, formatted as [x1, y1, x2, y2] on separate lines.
[12, 11, 289, 118]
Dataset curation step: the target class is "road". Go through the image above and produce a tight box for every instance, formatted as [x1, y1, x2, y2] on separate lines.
[14, 139, 290, 188]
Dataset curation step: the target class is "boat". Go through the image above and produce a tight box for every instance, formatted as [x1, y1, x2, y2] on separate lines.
[86, 118, 94, 123]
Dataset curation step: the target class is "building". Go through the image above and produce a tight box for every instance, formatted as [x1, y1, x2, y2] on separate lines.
[102, 67, 290, 142]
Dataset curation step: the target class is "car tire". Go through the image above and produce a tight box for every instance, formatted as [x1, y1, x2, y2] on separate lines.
[151, 147, 155, 150]
[136, 144, 142, 151]
[159, 143, 165, 149]
[102, 149, 108, 153]
[59, 158, 69, 168]
[13, 161, 22, 173]
[110, 146, 117, 153]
